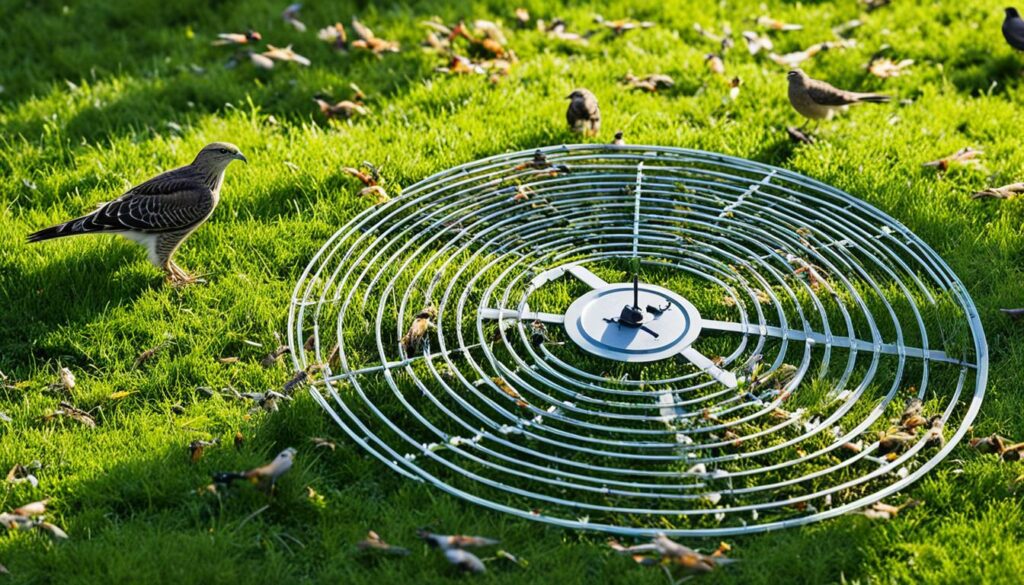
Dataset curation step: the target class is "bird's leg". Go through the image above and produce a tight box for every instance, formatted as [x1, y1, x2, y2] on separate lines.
[164, 259, 204, 286]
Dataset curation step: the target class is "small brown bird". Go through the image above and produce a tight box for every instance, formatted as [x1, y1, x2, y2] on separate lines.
[401, 307, 437, 355]
[787, 69, 891, 129]
[566, 88, 600, 135]
[212, 447, 296, 492]
[612, 131, 626, 145]
[28, 143, 246, 285]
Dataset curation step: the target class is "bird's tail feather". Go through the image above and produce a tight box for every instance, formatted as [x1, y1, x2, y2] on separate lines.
[27, 223, 74, 243]
[27, 212, 118, 243]
[856, 93, 892, 104]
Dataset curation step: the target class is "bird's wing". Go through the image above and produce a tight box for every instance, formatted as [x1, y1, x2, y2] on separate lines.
[805, 80, 857, 106]
[29, 169, 215, 242]
[97, 181, 215, 232]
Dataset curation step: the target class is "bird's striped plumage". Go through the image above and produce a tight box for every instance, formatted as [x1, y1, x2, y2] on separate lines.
[28, 142, 245, 284]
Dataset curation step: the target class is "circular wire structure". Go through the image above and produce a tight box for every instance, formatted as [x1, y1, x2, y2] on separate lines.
[288, 145, 987, 537]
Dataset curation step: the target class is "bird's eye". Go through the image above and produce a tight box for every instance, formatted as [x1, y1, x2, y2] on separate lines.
[219, 148, 229, 154]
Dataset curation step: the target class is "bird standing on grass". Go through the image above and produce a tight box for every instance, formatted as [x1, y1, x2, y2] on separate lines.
[566, 88, 601, 135]
[786, 69, 890, 130]
[28, 142, 247, 286]
[1004, 8, 1024, 51]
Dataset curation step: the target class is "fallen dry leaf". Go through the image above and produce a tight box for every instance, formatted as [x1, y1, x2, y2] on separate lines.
[923, 147, 983, 172]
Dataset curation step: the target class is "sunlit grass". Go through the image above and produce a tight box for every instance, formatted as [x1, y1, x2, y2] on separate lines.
[1, 0, 1024, 583]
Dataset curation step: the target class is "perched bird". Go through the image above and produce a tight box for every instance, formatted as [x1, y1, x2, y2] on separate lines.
[612, 130, 626, 145]
[786, 69, 890, 129]
[212, 447, 296, 492]
[28, 143, 246, 285]
[566, 88, 600, 135]
[1004, 8, 1024, 51]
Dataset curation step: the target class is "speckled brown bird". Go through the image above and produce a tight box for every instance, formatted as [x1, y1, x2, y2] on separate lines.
[28, 142, 246, 285]
[566, 88, 600, 135]
[787, 68, 890, 129]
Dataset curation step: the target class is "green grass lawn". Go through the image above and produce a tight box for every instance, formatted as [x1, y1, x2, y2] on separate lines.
[3, 0, 1024, 583]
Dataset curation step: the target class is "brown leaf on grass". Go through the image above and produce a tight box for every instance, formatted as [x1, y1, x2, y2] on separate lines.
[12, 499, 48, 518]
[43, 402, 96, 428]
[922, 147, 983, 172]
[859, 499, 920, 520]
[489, 377, 529, 408]
[899, 397, 927, 430]
[868, 57, 913, 79]
[622, 72, 675, 93]
[262, 44, 311, 66]
[877, 428, 916, 455]
[260, 345, 291, 368]
[315, 98, 369, 120]
[133, 336, 171, 369]
[597, 16, 655, 36]
[218, 357, 240, 364]
[356, 530, 410, 555]
[610, 534, 735, 575]
[351, 17, 400, 54]
[755, 16, 802, 31]
[310, 437, 336, 451]
[972, 183, 1024, 200]
[970, 433, 1008, 454]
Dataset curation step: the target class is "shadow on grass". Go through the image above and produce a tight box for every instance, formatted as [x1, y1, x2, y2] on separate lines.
[0, 240, 156, 369]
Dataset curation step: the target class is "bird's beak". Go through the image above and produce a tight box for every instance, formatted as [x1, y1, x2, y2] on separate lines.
[234, 152, 248, 164]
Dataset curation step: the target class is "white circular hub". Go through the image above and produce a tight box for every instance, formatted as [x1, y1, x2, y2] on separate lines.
[562, 282, 703, 362]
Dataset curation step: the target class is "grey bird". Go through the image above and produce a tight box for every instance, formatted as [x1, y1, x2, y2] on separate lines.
[786, 69, 891, 129]
[28, 142, 247, 285]
[566, 88, 601, 135]
[1004, 7, 1024, 51]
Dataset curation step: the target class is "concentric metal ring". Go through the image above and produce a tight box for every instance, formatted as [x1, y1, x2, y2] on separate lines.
[288, 145, 987, 537]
